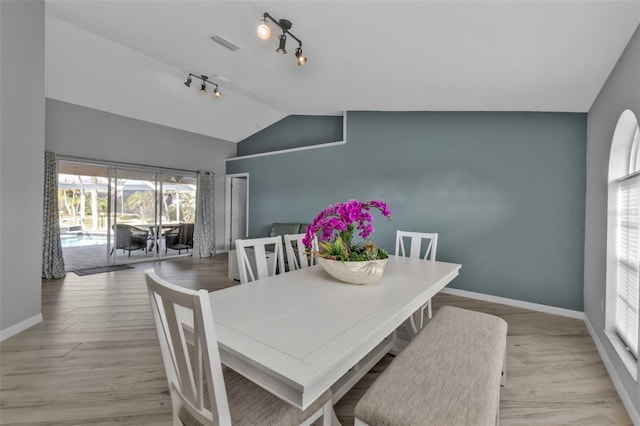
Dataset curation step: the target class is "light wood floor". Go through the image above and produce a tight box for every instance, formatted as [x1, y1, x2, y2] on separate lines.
[0, 254, 631, 425]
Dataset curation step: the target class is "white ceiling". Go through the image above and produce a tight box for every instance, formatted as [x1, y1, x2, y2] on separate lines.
[45, 1, 640, 143]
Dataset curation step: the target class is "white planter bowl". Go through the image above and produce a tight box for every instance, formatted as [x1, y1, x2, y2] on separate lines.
[317, 257, 388, 285]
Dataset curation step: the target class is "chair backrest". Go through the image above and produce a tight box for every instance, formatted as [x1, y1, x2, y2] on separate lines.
[395, 230, 438, 260]
[178, 223, 195, 246]
[165, 225, 179, 237]
[235, 236, 285, 283]
[113, 224, 132, 246]
[145, 270, 231, 426]
[283, 233, 317, 271]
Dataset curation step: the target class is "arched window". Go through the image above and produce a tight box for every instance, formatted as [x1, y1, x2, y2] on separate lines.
[606, 109, 640, 377]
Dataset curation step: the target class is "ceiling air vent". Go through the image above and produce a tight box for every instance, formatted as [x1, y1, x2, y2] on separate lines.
[210, 34, 241, 51]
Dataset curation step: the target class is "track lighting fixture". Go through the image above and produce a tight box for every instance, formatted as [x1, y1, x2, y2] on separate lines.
[257, 12, 308, 66]
[276, 34, 287, 54]
[183, 73, 222, 99]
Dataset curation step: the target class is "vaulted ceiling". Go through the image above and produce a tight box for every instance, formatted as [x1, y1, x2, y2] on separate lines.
[45, 1, 640, 143]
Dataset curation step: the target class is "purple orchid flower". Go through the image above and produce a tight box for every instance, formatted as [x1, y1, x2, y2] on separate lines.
[303, 199, 392, 250]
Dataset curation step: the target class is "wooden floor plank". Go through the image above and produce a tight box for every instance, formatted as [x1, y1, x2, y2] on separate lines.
[0, 254, 631, 425]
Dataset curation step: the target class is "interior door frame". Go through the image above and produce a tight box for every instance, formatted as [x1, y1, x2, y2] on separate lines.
[224, 173, 249, 251]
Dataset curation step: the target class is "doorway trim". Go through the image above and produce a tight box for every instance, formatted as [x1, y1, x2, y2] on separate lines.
[224, 173, 249, 251]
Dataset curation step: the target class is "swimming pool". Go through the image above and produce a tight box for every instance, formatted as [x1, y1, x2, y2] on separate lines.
[61, 234, 109, 248]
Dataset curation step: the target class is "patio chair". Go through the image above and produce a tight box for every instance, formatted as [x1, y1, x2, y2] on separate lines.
[144, 270, 333, 426]
[111, 224, 149, 257]
[165, 223, 194, 254]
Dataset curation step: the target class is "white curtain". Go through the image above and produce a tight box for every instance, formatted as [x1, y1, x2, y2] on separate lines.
[192, 171, 216, 258]
[42, 151, 66, 279]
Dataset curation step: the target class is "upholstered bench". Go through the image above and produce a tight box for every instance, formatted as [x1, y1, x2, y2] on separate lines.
[354, 306, 508, 426]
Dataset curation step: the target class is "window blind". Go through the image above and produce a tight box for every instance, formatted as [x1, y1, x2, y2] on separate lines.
[616, 175, 640, 358]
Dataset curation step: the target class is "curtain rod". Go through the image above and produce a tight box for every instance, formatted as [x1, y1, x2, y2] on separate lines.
[57, 154, 199, 175]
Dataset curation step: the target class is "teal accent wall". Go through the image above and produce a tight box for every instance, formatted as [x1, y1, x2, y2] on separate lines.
[237, 115, 343, 156]
[227, 111, 587, 311]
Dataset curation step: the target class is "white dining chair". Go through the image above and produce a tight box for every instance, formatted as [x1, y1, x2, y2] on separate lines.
[395, 230, 438, 261]
[145, 270, 333, 426]
[284, 233, 317, 271]
[395, 230, 439, 334]
[235, 236, 285, 284]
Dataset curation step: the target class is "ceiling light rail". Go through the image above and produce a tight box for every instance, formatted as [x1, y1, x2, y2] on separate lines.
[184, 73, 222, 98]
[257, 12, 307, 66]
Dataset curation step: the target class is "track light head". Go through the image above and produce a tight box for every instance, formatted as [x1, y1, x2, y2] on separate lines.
[276, 34, 287, 54]
[257, 17, 270, 40]
[295, 47, 307, 66]
[184, 77, 192, 87]
[199, 75, 208, 93]
[213, 87, 221, 98]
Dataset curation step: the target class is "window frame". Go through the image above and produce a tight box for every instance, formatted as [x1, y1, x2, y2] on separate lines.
[605, 110, 640, 380]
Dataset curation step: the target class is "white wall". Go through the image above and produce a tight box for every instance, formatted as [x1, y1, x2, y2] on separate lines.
[0, 1, 46, 335]
[45, 99, 237, 251]
[45, 15, 286, 143]
[585, 23, 640, 421]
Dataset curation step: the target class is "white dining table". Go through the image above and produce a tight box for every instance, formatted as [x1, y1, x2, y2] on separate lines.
[209, 255, 461, 410]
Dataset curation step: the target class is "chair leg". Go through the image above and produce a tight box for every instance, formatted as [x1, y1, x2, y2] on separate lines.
[405, 315, 420, 337]
[422, 299, 433, 327]
[300, 401, 335, 426]
[405, 300, 432, 338]
[322, 401, 334, 426]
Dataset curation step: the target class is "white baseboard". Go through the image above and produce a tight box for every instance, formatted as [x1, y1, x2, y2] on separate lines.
[439, 287, 585, 320]
[584, 318, 640, 425]
[0, 313, 42, 342]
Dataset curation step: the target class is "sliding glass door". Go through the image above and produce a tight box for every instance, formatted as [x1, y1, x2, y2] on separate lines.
[108, 168, 159, 264]
[59, 160, 196, 271]
[108, 168, 197, 265]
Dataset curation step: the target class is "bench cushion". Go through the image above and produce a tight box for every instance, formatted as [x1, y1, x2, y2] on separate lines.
[355, 306, 507, 426]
